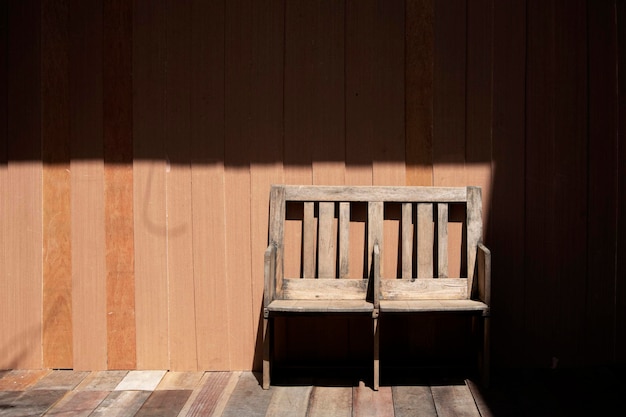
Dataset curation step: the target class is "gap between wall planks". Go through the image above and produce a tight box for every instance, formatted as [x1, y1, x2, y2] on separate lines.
[133, 0, 169, 370]
[103, 0, 136, 371]
[70, 0, 107, 371]
[42, 0, 73, 369]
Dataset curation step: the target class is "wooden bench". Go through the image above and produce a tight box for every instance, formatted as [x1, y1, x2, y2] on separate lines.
[262, 185, 491, 390]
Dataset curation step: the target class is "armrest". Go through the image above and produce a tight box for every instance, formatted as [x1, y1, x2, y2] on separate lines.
[264, 244, 277, 317]
[477, 243, 491, 307]
[372, 241, 381, 317]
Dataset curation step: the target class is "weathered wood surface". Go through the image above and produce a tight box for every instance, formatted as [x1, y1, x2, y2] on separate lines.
[281, 278, 369, 300]
[268, 299, 374, 313]
[0, 370, 499, 416]
[380, 299, 488, 313]
[282, 185, 468, 202]
[380, 278, 469, 300]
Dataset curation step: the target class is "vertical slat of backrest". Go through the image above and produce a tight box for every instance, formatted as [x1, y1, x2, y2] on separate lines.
[466, 186, 483, 297]
[402, 203, 413, 278]
[339, 202, 350, 278]
[417, 203, 434, 278]
[318, 202, 336, 278]
[437, 203, 449, 278]
[368, 202, 384, 277]
[269, 186, 286, 297]
[302, 202, 316, 278]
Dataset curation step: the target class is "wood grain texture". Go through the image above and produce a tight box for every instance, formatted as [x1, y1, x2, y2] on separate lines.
[132, 0, 169, 370]
[103, 0, 136, 370]
[76, 371, 128, 391]
[431, 384, 481, 417]
[90, 391, 152, 417]
[190, 0, 230, 372]
[42, 0, 73, 370]
[135, 390, 192, 417]
[318, 202, 337, 278]
[220, 372, 272, 417]
[0, 370, 50, 391]
[179, 372, 231, 417]
[306, 386, 352, 417]
[165, 0, 197, 371]
[2, 0, 43, 370]
[405, 0, 434, 186]
[156, 372, 203, 391]
[31, 370, 88, 391]
[45, 390, 109, 417]
[352, 381, 394, 417]
[392, 385, 437, 417]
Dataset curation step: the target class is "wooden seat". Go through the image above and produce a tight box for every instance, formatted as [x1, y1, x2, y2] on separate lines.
[262, 185, 491, 390]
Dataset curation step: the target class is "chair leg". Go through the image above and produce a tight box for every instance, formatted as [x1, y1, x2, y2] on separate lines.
[482, 315, 490, 388]
[263, 317, 270, 390]
[373, 317, 379, 391]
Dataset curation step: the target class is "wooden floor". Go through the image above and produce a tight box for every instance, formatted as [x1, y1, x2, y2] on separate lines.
[0, 367, 623, 416]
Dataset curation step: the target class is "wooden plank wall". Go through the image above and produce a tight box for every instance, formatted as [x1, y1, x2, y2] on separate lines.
[0, 0, 625, 372]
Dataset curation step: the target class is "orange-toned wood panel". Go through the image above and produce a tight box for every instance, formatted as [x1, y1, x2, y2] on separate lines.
[1, 0, 43, 370]
[42, 0, 73, 369]
[490, 0, 526, 367]
[133, 0, 169, 370]
[165, 0, 198, 371]
[103, 0, 136, 370]
[405, 0, 433, 187]
[190, 0, 230, 371]
[432, 0, 466, 277]
[248, 0, 285, 370]
[70, 0, 107, 371]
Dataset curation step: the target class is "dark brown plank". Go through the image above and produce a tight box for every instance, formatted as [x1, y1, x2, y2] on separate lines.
[134, 390, 192, 417]
[405, 0, 434, 186]
[490, 0, 526, 368]
[585, 0, 619, 364]
[182, 372, 231, 417]
[1, 390, 67, 417]
[45, 390, 109, 417]
[103, 0, 136, 371]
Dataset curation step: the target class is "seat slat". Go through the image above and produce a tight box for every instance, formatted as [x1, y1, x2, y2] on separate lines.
[379, 299, 487, 313]
[268, 299, 373, 313]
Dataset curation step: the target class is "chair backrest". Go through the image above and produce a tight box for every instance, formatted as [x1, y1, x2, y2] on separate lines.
[267, 185, 483, 301]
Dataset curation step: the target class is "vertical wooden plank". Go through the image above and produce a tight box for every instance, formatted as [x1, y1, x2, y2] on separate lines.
[402, 203, 413, 278]
[103, 0, 136, 370]
[432, 0, 466, 278]
[165, 0, 197, 371]
[69, 0, 107, 371]
[405, 0, 434, 186]
[190, 0, 229, 371]
[368, 202, 384, 276]
[0, 0, 7, 371]
[585, 0, 618, 364]
[437, 203, 448, 278]
[465, 0, 494, 241]
[417, 203, 434, 278]
[225, 0, 284, 369]
[1, 0, 43, 371]
[318, 202, 337, 278]
[491, 0, 526, 368]
[303, 202, 316, 278]
[466, 187, 483, 292]
[42, 0, 73, 369]
[339, 202, 351, 278]
[133, 0, 169, 369]
[616, 0, 626, 363]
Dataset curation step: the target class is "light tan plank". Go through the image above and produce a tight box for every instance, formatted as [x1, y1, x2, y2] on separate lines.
[437, 203, 449, 278]
[132, 0, 169, 370]
[103, 0, 135, 371]
[417, 203, 434, 278]
[353, 381, 394, 417]
[303, 202, 316, 278]
[392, 385, 438, 417]
[268, 299, 374, 313]
[190, 0, 229, 372]
[284, 186, 468, 202]
[339, 202, 351, 277]
[156, 372, 203, 391]
[41, 0, 72, 370]
[264, 385, 312, 417]
[114, 371, 167, 392]
[318, 202, 337, 278]
[402, 203, 414, 278]
[380, 278, 468, 300]
[221, 372, 272, 417]
[306, 386, 352, 417]
[281, 278, 369, 300]
[75, 371, 128, 391]
[431, 384, 481, 417]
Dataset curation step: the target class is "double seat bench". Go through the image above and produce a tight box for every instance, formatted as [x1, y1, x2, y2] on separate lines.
[262, 185, 491, 390]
